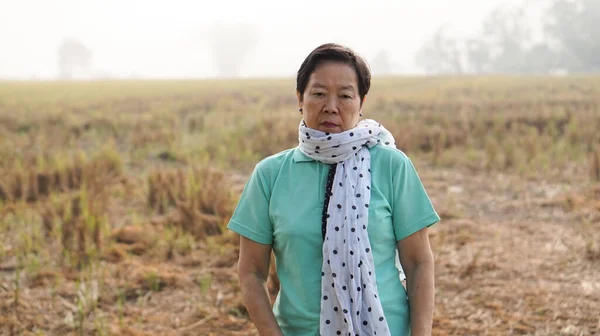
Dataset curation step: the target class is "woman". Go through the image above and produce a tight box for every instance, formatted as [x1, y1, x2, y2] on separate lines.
[228, 43, 440, 336]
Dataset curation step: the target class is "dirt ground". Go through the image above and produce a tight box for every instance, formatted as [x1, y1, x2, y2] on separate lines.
[2, 158, 598, 336]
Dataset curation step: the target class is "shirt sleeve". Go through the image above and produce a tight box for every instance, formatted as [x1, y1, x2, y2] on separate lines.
[391, 153, 440, 241]
[227, 161, 274, 245]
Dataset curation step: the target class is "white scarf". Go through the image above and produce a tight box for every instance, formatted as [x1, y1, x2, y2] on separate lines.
[298, 119, 396, 336]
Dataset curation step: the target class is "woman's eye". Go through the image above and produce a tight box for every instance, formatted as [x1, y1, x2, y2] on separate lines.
[313, 92, 324, 96]
[342, 95, 352, 99]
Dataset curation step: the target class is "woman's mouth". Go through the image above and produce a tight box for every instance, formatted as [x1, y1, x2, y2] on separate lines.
[321, 121, 339, 128]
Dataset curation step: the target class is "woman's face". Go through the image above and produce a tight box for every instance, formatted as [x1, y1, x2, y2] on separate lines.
[297, 61, 364, 133]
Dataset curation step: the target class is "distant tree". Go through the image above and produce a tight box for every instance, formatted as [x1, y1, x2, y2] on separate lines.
[543, 0, 600, 72]
[209, 22, 258, 78]
[415, 25, 466, 75]
[473, 5, 533, 73]
[370, 49, 393, 76]
[57, 39, 93, 80]
[416, 2, 565, 74]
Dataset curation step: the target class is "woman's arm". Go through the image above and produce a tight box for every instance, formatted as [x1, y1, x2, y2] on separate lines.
[237, 236, 283, 336]
[398, 227, 435, 336]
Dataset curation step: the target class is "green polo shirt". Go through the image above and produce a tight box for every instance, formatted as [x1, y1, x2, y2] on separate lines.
[228, 145, 440, 336]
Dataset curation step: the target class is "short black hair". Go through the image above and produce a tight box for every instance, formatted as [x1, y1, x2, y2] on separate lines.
[296, 43, 371, 103]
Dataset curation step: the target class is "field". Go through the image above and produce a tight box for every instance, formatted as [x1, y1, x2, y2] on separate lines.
[0, 76, 599, 335]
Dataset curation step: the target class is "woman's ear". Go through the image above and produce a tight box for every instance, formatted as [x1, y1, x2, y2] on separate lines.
[296, 90, 303, 109]
[359, 95, 367, 111]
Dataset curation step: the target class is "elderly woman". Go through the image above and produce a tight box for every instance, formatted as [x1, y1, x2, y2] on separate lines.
[228, 43, 440, 336]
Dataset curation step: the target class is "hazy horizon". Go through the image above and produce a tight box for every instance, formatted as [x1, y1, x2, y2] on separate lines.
[1, 0, 530, 80]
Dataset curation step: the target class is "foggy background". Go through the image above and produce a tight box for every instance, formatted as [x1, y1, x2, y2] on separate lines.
[1, 0, 597, 80]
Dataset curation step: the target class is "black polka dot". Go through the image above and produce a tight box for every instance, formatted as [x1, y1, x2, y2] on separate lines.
[366, 248, 370, 253]
[343, 309, 348, 314]
[323, 295, 328, 300]
[359, 174, 363, 178]
[327, 136, 332, 140]
[357, 287, 361, 291]
[337, 204, 342, 209]
[333, 249, 338, 254]
[369, 130, 372, 134]
[363, 321, 368, 326]
[352, 205, 356, 210]
[356, 193, 361, 197]
[334, 307, 339, 312]
[326, 320, 331, 324]
[351, 228, 356, 232]
[342, 286, 347, 290]
[332, 273, 336, 277]
[368, 307, 372, 312]
[379, 317, 384, 321]
[352, 146, 357, 150]
[350, 132, 354, 136]
[353, 167, 357, 170]
[316, 146, 320, 149]
[335, 226, 340, 231]
[365, 204, 369, 208]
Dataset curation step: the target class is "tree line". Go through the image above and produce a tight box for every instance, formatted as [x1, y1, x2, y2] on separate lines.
[416, 0, 600, 75]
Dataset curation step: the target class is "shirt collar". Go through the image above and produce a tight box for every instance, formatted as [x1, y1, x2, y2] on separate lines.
[293, 147, 315, 163]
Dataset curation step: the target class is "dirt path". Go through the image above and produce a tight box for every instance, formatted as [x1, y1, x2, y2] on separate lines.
[422, 165, 600, 335]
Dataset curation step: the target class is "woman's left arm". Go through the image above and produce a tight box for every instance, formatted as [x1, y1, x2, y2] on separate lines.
[398, 227, 435, 336]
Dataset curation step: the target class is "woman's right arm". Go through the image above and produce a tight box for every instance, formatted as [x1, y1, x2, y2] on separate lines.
[237, 236, 283, 336]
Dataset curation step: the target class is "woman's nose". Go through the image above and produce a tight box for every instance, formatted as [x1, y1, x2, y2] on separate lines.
[323, 97, 339, 113]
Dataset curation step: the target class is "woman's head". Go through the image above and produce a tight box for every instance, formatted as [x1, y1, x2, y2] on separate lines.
[296, 43, 371, 133]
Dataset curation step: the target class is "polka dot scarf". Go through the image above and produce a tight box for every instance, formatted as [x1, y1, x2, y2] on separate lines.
[299, 119, 396, 336]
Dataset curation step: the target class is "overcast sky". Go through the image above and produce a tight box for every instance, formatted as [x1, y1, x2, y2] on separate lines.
[0, 0, 528, 79]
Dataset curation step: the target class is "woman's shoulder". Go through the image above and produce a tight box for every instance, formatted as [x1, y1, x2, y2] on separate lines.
[369, 144, 412, 166]
[252, 147, 296, 178]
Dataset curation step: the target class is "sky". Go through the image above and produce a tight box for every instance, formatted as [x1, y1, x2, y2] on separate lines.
[0, 0, 529, 80]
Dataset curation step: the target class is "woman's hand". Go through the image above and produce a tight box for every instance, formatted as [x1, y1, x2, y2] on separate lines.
[237, 236, 284, 336]
[398, 227, 435, 336]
